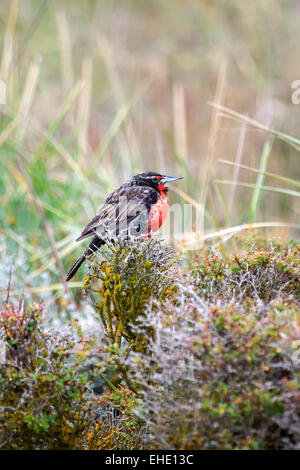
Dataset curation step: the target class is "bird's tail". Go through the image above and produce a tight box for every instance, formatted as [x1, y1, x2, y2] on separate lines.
[66, 235, 105, 281]
[66, 255, 86, 281]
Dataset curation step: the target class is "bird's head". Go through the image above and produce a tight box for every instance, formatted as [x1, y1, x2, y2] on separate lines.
[132, 171, 183, 191]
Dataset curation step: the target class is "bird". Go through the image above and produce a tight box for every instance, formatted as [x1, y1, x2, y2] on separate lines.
[66, 171, 183, 281]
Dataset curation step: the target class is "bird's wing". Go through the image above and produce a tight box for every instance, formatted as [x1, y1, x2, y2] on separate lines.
[76, 184, 158, 242]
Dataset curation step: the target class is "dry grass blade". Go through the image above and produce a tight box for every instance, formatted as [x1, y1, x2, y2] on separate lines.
[173, 83, 188, 161]
[97, 33, 140, 168]
[213, 181, 232, 227]
[88, 102, 132, 178]
[77, 58, 93, 165]
[29, 117, 87, 180]
[219, 159, 300, 188]
[47, 79, 84, 138]
[182, 222, 300, 248]
[9, 163, 74, 222]
[26, 242, 78, 281]
[171, 185, 214, 226]
[205, 221, 300, 239]
[0, 228, 34, 254]
[0, 116, 21, 148]
[56, 10, 74, 96]
[30, 234, 74, 262]
[89, 76, 152, 177]
[209, 102, 300, 152]
[0, 281, 83, 297]
[215, 180, 300, 198]
[170, 186, 199, 208]
[200, 59, 227, 206]
[0, 0, 19, 82]
[17, 59, 40, 142]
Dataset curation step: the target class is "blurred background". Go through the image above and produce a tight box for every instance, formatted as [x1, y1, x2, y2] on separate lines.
[0, 0, 299, 318]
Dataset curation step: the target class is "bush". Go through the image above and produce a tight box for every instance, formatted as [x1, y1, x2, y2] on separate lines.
[0, 300, 97, 449]
[190, 235, 299, 304]
[85, 235, 300, 449]
[2, 235, 299, 449]
[129, 290, 299, 449]
[84, 237, 178, 390]
[0, 297, 147, 450]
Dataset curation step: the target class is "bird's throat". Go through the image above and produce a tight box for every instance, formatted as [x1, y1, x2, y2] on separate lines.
[157, 183, 166, 192]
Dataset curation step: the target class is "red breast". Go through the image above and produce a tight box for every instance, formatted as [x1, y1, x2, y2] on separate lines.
[148, 187, 169, 234]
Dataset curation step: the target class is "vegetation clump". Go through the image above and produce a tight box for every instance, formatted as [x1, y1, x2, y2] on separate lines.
[129, 288, 299, 449]
[0, 298, 146, 450]
[84, 237, 178, 387]
[86, 235, 300, 449]
[0, 300, 96, 449]
[190, 235, 299, 304]
[1, 235, 299, 449]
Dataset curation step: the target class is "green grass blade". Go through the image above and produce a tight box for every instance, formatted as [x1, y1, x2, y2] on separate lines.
[214, 181, 232, 227]
[250, 139, 273, 222]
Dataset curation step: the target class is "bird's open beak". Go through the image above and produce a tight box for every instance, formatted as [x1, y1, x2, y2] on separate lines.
[159, 175, 183, 184]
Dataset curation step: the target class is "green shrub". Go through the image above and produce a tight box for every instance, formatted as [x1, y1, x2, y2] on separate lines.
[84, 237, 178, 390]
[129, 291, 299, 449]
[85, 235, 300, 449]
[0, 298, 145, 450]
[189, 235, 299, 304]
[0, 300, 96, 449]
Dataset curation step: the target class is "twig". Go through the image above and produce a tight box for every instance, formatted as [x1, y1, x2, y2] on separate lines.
[5, 264, 13, 304]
